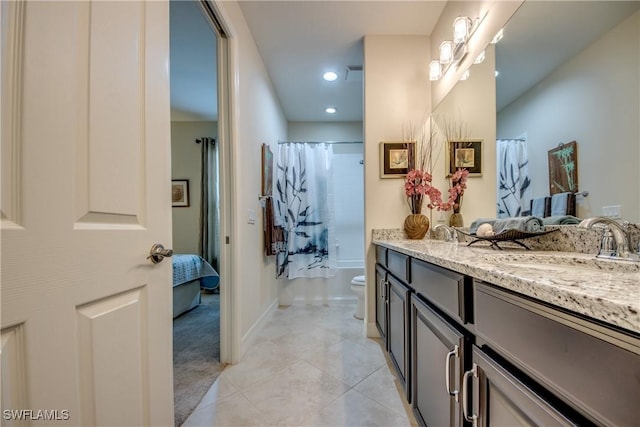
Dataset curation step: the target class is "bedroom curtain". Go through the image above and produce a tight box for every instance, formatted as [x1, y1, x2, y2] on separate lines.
[274, 142, 336, 279]
[497, 138, 532, 218]
[197, 137, 220, 271]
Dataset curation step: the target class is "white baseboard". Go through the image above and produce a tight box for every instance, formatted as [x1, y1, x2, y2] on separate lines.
[239, 298, 278, 359]
[366, 321, 380, 338]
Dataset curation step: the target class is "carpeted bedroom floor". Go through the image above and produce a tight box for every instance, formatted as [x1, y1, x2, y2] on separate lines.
[173, 291, 224, 427]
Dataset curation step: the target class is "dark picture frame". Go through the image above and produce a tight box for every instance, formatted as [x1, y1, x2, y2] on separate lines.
[379, 141, 415, 178]
[171, 180, 190, 207]
[548, 141, 578, 195]
[447, 139, 482, 176]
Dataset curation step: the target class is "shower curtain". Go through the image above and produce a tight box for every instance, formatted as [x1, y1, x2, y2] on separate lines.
[197, 137, 220, 271]
[274, 142, 336, 279]
[497, 138, 532, 218]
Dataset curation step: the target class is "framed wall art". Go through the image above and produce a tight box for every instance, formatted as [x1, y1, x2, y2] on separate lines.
[446, 139, 482, 176]
[548, 141, 578, 195]
[171, 180, 190, 207]
[379, 141, 414, 178]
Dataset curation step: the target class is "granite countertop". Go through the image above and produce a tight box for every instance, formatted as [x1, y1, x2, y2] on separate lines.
[373, 238, 640, 335]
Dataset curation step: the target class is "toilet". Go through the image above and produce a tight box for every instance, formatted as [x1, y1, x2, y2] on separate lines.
[350, 275, 366, 320]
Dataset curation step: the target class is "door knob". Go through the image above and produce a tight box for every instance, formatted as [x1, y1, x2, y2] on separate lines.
[148, 243, 174, 264]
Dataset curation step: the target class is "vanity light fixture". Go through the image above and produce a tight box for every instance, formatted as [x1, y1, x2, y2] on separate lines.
[474, 50, 486, 64]
[429, 60, 442, 81]
[325, 107, 337, 114]
[439, 40, 454, 64]
[453, 16, 472, 44]
[323, 71, 338, 81]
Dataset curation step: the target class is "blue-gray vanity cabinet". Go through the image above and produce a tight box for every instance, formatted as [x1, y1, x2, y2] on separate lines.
[411, 294, 469, 427]
[375, 264, 387, 344]
[472, 281, 640, 427]
[387, 274, 411, 399]
[464, 346, 577, 427]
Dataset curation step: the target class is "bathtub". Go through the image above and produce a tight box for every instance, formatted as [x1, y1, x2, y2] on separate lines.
[278, 264, 364, 306]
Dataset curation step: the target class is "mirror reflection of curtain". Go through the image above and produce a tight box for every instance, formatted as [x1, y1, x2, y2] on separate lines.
[197, 137, 220, 271]
[497, 138, 532, 218]
[274, 142, 336, 279]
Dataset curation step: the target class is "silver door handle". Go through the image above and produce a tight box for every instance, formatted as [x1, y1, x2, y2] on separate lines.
[462, 363, 478, 426]
[445, 345, 459, 401]
[148, 243, 174, 264]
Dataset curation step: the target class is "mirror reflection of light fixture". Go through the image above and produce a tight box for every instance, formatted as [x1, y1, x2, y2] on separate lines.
[439, 41, 453, 64]
[453, 16, 472, 44]
[429, 60, 442, 81]
[474, 50, 486, 64]
[491, 28, 504, 44]
[460, 69, 470, 81]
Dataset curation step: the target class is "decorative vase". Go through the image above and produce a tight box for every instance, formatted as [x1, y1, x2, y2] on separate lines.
[449, 211, 464, 227]
[404, 213, 430, 239]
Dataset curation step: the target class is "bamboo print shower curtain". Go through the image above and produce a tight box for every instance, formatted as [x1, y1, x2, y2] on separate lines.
[274, 143, 335, 279]
[497, 138, 532, 217]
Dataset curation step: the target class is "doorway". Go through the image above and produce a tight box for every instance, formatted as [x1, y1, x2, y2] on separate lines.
[169, 0, 231, 424]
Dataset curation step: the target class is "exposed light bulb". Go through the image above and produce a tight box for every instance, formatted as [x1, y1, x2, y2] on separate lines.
[325, 107, 337, 114]
[474, 50, 486, 64]
[491, 29, 504, 44]
[323, 71, 338, 81]
[453, 16, 471, 44]
[439, 41, 453, 64]
[429, 60, 442, 81]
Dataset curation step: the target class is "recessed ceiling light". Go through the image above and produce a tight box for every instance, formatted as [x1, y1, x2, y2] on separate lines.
[323, 71, 338, 82]
[325, 107, 337, 114]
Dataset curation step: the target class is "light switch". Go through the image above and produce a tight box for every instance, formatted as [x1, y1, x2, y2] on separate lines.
[247, 209, 257, 224]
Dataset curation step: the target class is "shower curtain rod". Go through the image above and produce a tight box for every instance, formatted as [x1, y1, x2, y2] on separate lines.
[497, 138, 526, 142]
[278, 140, 363, 145]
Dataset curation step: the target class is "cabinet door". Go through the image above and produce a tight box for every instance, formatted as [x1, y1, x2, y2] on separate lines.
[411, 295, 466, 427]
[466, 347, 577, 427]
[388, 275, 411, 397]
[375, 265, 387, 343]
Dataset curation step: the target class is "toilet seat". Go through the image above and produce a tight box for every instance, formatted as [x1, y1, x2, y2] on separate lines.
[351, 275, 365, 286]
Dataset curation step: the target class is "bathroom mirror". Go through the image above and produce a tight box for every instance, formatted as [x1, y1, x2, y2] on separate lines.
[434, 1, 640, 223]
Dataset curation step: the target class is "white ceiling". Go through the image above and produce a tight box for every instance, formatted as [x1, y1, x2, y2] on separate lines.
[169, 1, 640, 123]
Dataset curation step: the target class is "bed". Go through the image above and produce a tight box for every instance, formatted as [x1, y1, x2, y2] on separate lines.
[172, 254, 220, 318]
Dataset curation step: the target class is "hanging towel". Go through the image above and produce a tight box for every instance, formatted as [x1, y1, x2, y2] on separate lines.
[263, 196, 286, 256]
[551, 192, 570, 216]
[531, 197, 548, 217]
[542, 215, 581, 225]
[493, 216, 544, 233]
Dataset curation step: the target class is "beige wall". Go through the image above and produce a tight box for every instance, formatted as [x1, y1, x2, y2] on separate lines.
[288, 121, 363, 142]
[170, 121, 217, 254]
[215, 0, 288, 359]
[498, 11, 640, 222]
[432, 44, 497, 223]
[363, 35, 431, 336]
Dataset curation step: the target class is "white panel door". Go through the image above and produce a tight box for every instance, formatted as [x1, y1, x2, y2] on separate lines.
[1, 1, 173, 426]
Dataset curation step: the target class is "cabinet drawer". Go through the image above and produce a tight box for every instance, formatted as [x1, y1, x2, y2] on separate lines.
[475, 282, 640, 427]
[387, 249, 410, 283]
[410, 258, 470, 325]
[376, 245, 387, 268]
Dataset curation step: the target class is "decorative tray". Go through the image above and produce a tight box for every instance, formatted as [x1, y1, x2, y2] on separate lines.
[457, 228, 559, 250]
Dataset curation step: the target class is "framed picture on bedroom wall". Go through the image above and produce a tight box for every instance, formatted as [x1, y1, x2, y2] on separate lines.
[172, 180, 190, 207]
[446, 139, 482, 177]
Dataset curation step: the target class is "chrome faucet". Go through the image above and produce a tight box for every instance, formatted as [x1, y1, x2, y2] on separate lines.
[578, 217, 631, 258]
[434, 224, 458, 243]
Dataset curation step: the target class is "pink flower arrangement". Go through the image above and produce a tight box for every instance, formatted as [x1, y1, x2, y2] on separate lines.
[404, 168, 469, 214]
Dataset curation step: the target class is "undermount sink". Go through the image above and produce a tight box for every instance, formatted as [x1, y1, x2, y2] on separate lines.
[491, 252, 639, 274]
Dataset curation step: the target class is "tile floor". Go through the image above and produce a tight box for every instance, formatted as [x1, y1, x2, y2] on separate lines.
[182, 302, 418, 427]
